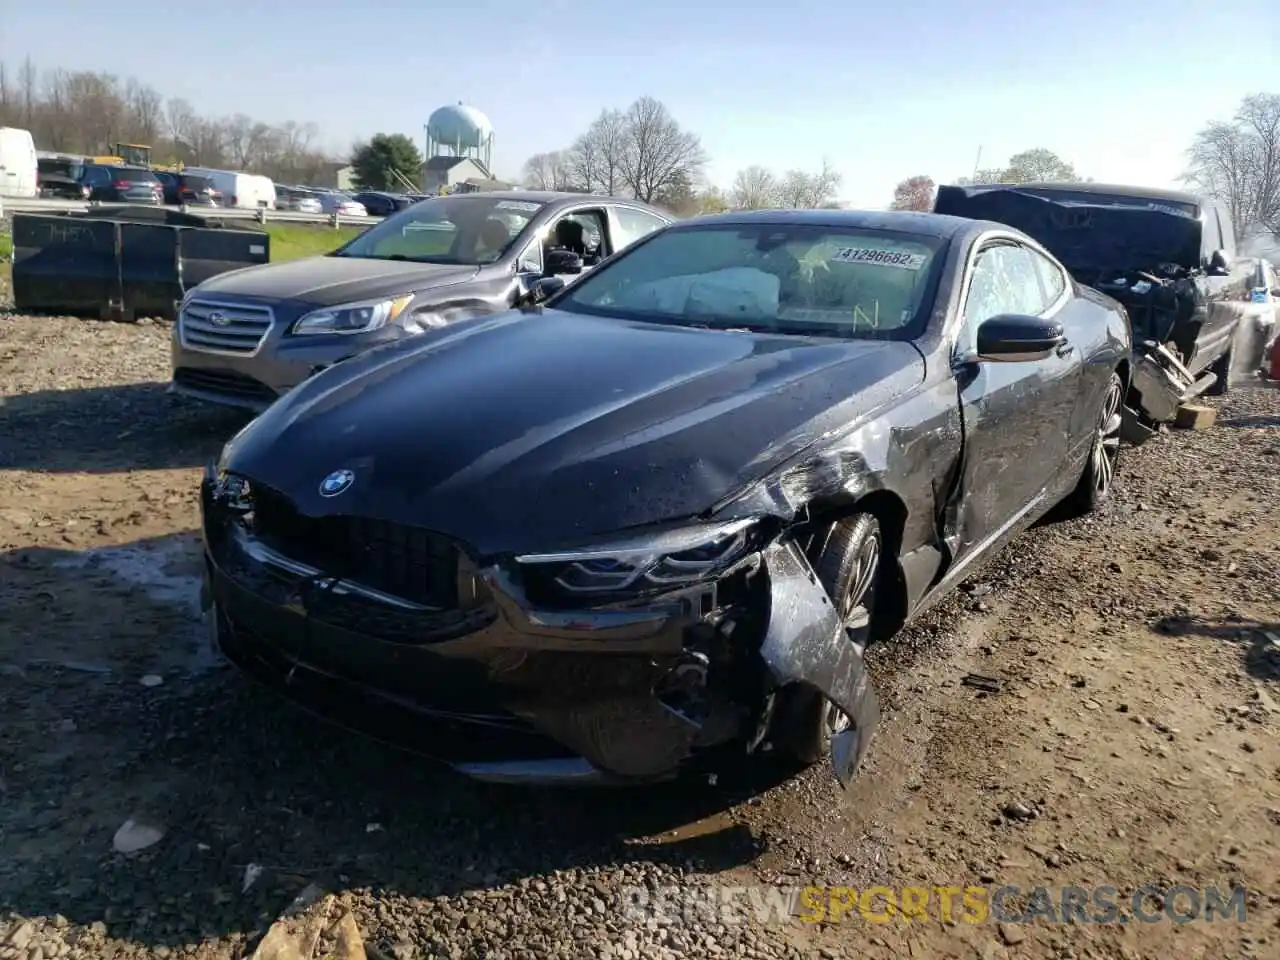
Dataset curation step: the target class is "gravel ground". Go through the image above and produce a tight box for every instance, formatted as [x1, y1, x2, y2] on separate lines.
[1, 307, 1278, 960]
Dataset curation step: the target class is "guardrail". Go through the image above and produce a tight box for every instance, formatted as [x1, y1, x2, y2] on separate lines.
[0, 196, 384, 228]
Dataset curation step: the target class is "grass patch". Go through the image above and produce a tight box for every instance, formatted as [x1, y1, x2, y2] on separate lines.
[0, 232, 11, 261]
[265, 223, 366, 262]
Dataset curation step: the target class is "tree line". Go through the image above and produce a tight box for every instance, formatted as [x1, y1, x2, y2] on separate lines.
[0, 58, 336, 186]
[520, 97, 844, 216]
[3, 56, 1273, 237]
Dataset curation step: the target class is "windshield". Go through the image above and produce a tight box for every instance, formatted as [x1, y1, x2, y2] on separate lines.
[553, 223, 947, 341]
[181, 175, 213, 190]
[333, 195, 545, 265]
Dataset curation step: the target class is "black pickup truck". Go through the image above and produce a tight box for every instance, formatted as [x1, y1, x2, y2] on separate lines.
[935, 182, 1252, 437]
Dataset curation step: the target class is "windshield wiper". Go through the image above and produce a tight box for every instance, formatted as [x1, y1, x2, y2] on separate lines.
[332, 252, 463, 265]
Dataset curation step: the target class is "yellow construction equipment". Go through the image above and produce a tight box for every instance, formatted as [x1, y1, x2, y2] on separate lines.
[112, 143, 152, 167]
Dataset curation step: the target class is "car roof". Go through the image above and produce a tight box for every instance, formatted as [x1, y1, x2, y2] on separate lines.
[675, 207, 986, 240]
[438, 189, 661, 211]
[945, 180, 1204, 206]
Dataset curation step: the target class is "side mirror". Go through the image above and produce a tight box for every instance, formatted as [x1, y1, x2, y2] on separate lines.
[518, 276, 566, 307]
[974, 314, 1066, 363]
[545, 248, 583, 276]
[1207, 249, 1231, 276]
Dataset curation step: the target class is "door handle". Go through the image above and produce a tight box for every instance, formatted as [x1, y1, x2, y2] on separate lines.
[1055, 341, 1074, 358]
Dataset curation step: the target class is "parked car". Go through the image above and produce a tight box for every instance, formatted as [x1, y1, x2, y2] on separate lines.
[352, 191, 415, 216]
[200, 208, 1133, 789]
[170, 191, 673, 409]
[154, 171, 222, 206]
[36, 156, 89, 200]
[275, 186, 324, 214]
[934, 182, 1251, 436]
[77, 163, 162, 204]
[316, 191, 368, 217]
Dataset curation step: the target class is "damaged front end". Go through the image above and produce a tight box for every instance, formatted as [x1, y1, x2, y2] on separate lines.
[1092, 268, 1218, 442]
[200, 468, 880, 790]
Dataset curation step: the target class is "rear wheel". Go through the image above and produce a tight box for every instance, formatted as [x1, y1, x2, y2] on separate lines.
[1063, 371, 1123, 517]
[770, 513, 882, 765]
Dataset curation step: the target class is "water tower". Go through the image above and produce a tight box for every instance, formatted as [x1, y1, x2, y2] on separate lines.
[426, 102, 494, 173]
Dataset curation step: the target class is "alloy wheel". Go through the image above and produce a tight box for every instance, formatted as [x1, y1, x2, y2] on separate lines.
[826, 532, 881, 739]
[1093, 379, 1123, 496]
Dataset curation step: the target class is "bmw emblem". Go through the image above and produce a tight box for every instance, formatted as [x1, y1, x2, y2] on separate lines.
[208, 311, 230, 326]
[319, 469, 355, 497]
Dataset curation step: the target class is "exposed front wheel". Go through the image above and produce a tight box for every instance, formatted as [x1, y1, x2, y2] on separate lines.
[769, 513, 882, 765]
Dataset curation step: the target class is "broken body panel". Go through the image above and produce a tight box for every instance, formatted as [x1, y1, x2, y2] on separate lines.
[934, 183, 1253, 437]
[201, 210, 1132, 789]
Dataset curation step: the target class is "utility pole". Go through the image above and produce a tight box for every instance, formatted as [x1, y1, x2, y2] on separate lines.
[972, 146, 983, 181]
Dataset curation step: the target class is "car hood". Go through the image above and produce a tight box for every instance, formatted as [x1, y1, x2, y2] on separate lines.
[934, 185, 1203, 279]
[192, 255, 479, 306]
[220, 310, 926, 556]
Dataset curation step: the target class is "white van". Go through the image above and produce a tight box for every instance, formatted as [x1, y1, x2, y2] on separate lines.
[183, 167, 276, 210]
[0, 127, 38, 199]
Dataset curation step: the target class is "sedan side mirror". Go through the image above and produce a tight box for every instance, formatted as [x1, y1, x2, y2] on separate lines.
[517, 275, 566, 307]
[545, 248, 583, 276]
[975, 314, 1066, 363]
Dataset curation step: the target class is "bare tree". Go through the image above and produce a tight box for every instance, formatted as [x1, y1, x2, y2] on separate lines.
[731, 165, 778, 209]
[1184, 93, 1280, 236]
[889, 175, 935, 211]
[18, 58, 37, 128]
[165, 96, 197, 147]
[1002, 148, 1079, 183]
[775, 160, 842, 208]
[522, 150, 572, 190]
[616, 97, 707, 203]
[565, 109, 628, 195]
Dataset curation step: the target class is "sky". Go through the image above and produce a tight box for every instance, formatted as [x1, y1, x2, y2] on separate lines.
[1, 0, 1277, 207]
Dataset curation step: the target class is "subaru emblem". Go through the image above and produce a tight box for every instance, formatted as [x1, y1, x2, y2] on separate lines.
[319, 469, 355, 497]
[208, 311, 230, 326]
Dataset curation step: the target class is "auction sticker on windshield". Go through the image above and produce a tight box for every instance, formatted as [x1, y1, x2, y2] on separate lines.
[831, 247, 927, 270]
[496, 200, 541, 212]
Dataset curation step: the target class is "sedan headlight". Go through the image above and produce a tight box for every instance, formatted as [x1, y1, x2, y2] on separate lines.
[515, 518, 758, 596]
[291, 294, 414, 335]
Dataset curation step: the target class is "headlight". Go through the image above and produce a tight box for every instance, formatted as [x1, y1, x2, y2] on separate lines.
[291, 294, 414, 335]
[515, 519, 758, 595]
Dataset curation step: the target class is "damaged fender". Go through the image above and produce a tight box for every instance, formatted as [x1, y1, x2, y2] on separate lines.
[760, 540, 881, 788]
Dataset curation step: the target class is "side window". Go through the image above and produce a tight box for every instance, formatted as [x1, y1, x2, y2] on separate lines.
[544, 209, 609, 265]
[516, 238, 544, 275]
[1028, 248, 1067, 308]
[613, 207, 667, 251]
[959, 244, 1051, 352]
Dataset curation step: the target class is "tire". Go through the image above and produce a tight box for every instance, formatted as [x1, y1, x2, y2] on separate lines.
[1205, 345, 1232, 397]
[1063, 371, 1123, 517]
[769, 513, 883, 765]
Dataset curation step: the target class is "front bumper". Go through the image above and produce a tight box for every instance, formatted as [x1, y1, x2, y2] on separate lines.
[170, 309, 405, 411]
[200, 472, 880, 788]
